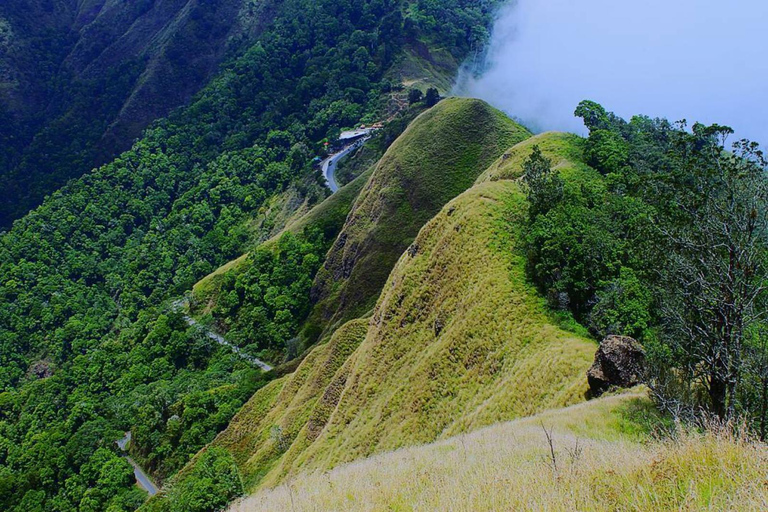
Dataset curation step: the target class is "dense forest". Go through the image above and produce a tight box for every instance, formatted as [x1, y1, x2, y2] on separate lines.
[522, 100, 768, 429]
[0, 0, 262, 227]
[0, 0, 502, 510]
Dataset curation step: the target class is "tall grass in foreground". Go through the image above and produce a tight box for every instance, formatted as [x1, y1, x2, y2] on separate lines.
[231, 397, 768, 511]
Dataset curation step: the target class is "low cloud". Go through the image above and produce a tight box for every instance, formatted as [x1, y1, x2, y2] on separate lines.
[456, 0, 768, 144]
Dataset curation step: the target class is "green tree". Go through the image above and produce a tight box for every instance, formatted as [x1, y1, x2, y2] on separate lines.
[425, 87, 440, 107]
[652, 125, 768, 420]
[588, 267, 652, 339]
[521, 145, 563, 219]
[408, 88, 423, 105]
[165, 447, 242, 512]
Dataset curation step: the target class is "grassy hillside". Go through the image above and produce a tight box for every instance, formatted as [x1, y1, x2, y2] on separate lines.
[475, 131, 590, 184]
[281, 180, 595, 480]
[233, 392, 768, 512]
[308, 97, 532, 339]
[214, 319, 370, 487]
[163, 151, 601, 507]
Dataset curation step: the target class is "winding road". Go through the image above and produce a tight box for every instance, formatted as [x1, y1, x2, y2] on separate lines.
[114, 132, 370, 497]
[111, 136, 373, 498]
[172, 299, 273, 371]
[183, 315, 273, 371]
[321, 134, 372, 193]
[117, 432, 159, 496]
[114, 299, 273, 498]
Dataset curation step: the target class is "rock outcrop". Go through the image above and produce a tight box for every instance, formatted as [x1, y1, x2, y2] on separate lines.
[587, 335, 645, 396]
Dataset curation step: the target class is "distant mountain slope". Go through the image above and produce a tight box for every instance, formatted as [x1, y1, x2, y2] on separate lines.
[0, 0, 268, 226]
[308, 97, 532, 339]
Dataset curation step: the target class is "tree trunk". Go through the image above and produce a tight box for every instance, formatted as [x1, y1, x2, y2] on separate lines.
[710, 373, 727, 420]
[760, 373, 767, 441]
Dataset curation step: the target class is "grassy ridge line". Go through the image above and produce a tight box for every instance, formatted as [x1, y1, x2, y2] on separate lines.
[274, 179, 594, 484]
[175, 128, 598, 501]
[163, 130, 596, 501]
[190, 47, 468, 299]
[308, 97, 532, 339]
[475, 131, 590, 184]
[232, 391, 768, 512]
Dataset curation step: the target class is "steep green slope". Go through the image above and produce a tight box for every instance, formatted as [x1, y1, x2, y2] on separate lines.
[0, 0, 506, 227]
[0, 0, 267, 226]
[193, 166, 375, 300]
[163, 142, 599, 509]
[308, 97, 532, 339]
[186, 168, 376, 364]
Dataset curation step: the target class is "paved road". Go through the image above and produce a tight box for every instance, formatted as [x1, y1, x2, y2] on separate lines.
[321, 137, 370, 193]
[172, 299, 273, 372]
[117, 432, 159, 496]
[184, 315, 273, 371]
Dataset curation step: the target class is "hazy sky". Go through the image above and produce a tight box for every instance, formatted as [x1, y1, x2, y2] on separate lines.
[456, 0, 768, 144]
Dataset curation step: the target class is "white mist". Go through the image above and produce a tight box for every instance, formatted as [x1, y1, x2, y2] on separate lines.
[456, 0, 768, 143]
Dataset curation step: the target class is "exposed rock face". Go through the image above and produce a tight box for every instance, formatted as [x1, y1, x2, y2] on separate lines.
[587, 335, 645, 396]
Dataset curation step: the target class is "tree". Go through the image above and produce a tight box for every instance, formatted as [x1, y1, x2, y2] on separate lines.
[574, 100, 609, 131]
[588, 267, 652, 339]
[653, 124, 768, 420]
[407, 88, 423, 105]
[425, 87, 440, 107]
[521, 145, 562, 219]
[165, 447, 242, 512]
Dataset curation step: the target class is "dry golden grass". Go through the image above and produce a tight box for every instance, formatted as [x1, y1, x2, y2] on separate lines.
[231, 393, 768, 512]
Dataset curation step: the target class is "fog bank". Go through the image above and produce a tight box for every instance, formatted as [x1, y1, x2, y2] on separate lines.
[456, 0, 768, 144]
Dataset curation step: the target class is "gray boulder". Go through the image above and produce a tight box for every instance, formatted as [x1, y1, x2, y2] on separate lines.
[587, 335, 645, 396]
